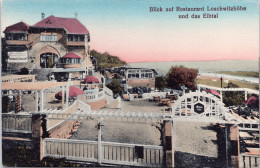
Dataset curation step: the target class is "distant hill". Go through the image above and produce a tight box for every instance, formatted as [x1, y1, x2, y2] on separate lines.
[90, 50, 126, 70]
[129, 60, 259, 75]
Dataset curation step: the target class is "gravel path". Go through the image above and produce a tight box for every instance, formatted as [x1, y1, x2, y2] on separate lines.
[71, 117, 162, 145]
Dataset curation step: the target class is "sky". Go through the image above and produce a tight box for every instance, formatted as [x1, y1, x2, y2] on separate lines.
[1, 0, 259, 63]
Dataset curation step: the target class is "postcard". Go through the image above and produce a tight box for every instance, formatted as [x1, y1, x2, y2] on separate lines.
[1, 0, 259, 167]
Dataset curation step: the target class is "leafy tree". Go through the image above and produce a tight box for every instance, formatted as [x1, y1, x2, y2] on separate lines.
[1, 38, 8, 72]
[2, 96, 13, 113]
[155, 76, 167, 91]
[223, 82, 244, 107]
[106, 79, 122, 96]
[166, 66, 198, 90]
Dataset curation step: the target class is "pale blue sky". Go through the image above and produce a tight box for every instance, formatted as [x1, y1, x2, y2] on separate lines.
[1, 0, 259, 62]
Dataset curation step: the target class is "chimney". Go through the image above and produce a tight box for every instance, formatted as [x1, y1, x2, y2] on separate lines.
[41, 12, 45, 20]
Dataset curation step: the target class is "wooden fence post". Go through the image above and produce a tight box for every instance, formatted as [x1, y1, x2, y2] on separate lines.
[163, 120, 174, 168]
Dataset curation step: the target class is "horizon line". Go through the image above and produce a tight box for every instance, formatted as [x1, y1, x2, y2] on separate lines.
[126, 58, 259, 64]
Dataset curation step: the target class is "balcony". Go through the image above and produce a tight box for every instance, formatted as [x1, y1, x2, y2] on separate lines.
[62, 63, 81, 68]
[66, 41, 85, 46]
[6, 40, 28, 45]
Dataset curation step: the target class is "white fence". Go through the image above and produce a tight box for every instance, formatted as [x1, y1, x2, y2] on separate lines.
[43, 138, 164, 167]
[241, 154, 260, 168]
[86, 91, 105, 102]
[2, 113, 32, 133]
[142, 92, 167, 100]
[104, 86, 113, 97]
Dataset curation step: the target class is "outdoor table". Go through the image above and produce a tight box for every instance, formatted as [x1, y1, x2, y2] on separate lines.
[153, 96, 160, 102]
[159, 98, 170, 106]
[166, 94, 176, 100]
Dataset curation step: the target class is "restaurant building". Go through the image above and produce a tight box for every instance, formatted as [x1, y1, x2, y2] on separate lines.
[4, 14, 93, 80]
[106, 67, 159, 94]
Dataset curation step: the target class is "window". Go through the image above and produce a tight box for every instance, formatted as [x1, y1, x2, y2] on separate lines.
[67, 34, 85, 42]
[40, 35, 57, 42]
[127, 69, 140, 79]
[6, 33, 26, 40]
[61, 58, 80, 64]
[140, 69, 153, 79]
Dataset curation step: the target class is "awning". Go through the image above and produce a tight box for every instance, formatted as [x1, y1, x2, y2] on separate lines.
[55, 86, 85, 100]
[62, 52, 81, 59]
[84, 76, 99, 83]
[53, 68, 85, 73]
[205, 89, 220, 96]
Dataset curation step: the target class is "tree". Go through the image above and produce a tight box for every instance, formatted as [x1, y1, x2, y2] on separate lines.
[106, 79, 122, 96]
[1, 38, 8, 72]
[155, 76, 167, 91]
[223, 82, 244, 107]
[166, 66, 198, 90]
[90, 50, 126, 70]
[2, 96, 13, 113]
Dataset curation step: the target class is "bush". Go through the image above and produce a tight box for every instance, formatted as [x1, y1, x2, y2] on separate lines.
[20, 67, 29, 75]
[223, 82, 244, 107]
[166, 66, 198, 90]
[155, 76, 167, 91]
[106, 79, 122, 96]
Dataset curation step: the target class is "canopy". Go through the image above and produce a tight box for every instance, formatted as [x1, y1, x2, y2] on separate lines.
[55, 86, 85, 100]
[205, 89, 220, 96]
[62, 52, 81, 59]
[84, 76, 99, 83]
[245, 96, 259, 108]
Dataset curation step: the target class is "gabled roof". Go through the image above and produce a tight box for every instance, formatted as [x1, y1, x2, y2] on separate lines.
[62, 52, 81, 59]
[4, 22, 30, 33]
[33, 15, 89, 34]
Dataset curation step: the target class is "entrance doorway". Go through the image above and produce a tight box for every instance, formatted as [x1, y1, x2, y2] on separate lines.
[40, 52, 58, 68]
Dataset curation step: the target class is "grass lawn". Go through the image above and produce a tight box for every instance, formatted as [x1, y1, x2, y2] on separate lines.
[196, 78, 259, 90]
[214, 71, 259, 78]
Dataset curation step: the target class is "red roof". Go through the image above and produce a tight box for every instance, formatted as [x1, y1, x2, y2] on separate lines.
[84, 76, 99, 83]
[245, 96, 259, 108]
[205, 89, 220, 96]
[4, 22, 30, 33]
[62, 52, 81, 59]
[33, 15, 89, 34]
[55, 86, 85, 100]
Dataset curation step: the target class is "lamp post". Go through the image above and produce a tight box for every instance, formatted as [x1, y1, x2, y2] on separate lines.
[220, 76, 223, 88]
[97, 117, 104, 165]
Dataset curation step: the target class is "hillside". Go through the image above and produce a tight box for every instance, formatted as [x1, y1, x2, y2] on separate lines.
[90, 50, 126, 70]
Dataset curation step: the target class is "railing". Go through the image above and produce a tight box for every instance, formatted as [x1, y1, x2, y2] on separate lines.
[197, 84, 259, 95]
[2, 113, 32, 133]
[238, 122, 260, 131]
[142, 92, 167, 100]
[102, 141, 163, 167]
[1, 75, 35, 82]
[43, 138, 164, 167]
[44, 138, 98, 163]
[86, 90, 105, 102]
[241, 154, 260, 168]
[77, 100, 91, 112]
[104, 86, 113, 97]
